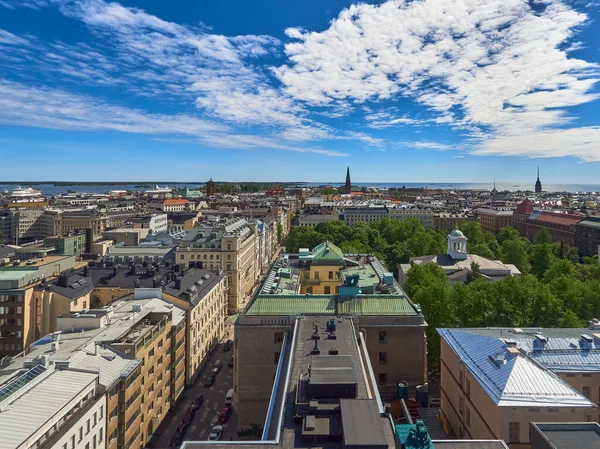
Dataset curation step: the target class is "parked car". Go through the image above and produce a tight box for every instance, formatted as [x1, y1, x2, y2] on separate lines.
[224, 340, 232, 351]
[191, 394, 204, 411]
[169, 429, 182, 447]
[218, 406, 232, 423]
[208, 425, 224, 441]
[228, 356, 234, 368]
[205, 373, 216, 387]
[211, 360, 223, 374]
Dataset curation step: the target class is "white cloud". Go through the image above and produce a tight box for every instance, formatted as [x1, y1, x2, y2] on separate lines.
[0, 28, 29, 45]
[275, 0, 600, 161]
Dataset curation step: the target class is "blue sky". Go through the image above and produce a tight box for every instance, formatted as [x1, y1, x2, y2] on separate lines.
[1, 0, 600, 183]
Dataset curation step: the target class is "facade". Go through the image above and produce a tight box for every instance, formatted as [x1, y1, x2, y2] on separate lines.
[438, 328, 600, 446]
[0, 203, 47, 245]
[297, 214, 340, 228]
[54, 210, 109, 238]
[162, 199, 191, 213]
[101, 228, 149, 246]
[387, 207, 434, 228]
[477, 209, 514, 233]
[167, 212, 201, 233]
[158, 270, 228, 385]
[399, 230, 520, 285]
[511, 200, 534, 237]
[0, 361, 106, 449]
[343, 207, 388, 225]
[233, 241, 428, 428]
[0, 255, 77, 356]
[434, 213, 477, 231]
[177, 218, 258, 313]
[576, 216, 600, 256]
[129, 213, 168, 234]
[44, 233, 87, 255]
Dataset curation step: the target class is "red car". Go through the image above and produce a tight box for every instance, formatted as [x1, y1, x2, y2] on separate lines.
[218, 406, 232, 423]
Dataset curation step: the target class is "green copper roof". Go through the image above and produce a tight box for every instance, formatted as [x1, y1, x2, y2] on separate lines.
[246, 295, 335, 316]
[311, 241, 345, 265]
[338, 296, 418, 316]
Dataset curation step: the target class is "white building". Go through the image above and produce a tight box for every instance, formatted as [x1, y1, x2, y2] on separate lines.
[0, 360, 106, 449]
[398, 229, 521, 284]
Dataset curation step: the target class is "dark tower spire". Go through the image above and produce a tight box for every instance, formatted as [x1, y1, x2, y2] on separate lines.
[535, 166, 542, 193]
[345, 166, 351, 195]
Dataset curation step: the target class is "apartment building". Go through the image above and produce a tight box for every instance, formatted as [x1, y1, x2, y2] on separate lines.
[2, 293, 184, 449]
[44, 233, 88, 255]
[162, 199, 191, 213]
[177, 218, 258, 313]
[158, 270, 228, 385]
[343, 207, 388, 225]
[129, 213, 168, 234]
[434, 213, 477, 231]
[41, 210, 109, 238]
[438, 328, 598, 446]
[233, 241, 427, 428]
[477, 209, 514, 233]
[576, 216, 600, 256]
[0, 202, 47, 245]
[387, 207, 434, 228]
[0, 255, 77, 356]
[0, 359, 106, 449]
[297, 213, 340, 228]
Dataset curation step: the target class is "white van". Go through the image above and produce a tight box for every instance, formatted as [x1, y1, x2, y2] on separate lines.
[225, 388, 234, 405]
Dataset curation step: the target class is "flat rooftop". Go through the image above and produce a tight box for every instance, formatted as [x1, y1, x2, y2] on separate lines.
[531, 422, 600, 449]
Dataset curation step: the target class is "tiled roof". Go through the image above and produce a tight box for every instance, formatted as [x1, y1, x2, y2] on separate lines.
[438, 329, 594, 407]
[163, 199, 190, 205]
[530, 211, 584, 226]
[514, 200, 534, 215]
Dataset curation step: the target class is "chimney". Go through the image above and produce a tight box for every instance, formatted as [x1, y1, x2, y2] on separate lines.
[533, 334, 548, 350]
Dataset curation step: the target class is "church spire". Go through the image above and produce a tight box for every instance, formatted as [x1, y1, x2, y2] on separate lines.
[345, 166, 352, 195]
[535, 166, 542, 193]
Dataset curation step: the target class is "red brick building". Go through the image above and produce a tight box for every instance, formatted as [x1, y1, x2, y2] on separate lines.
[477, 208, 513, 233]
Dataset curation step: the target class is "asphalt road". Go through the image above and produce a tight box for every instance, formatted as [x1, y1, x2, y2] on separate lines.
[149, 323, 237, 447]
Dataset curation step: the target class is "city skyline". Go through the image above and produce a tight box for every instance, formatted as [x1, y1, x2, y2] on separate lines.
[1, 0, 600, 181]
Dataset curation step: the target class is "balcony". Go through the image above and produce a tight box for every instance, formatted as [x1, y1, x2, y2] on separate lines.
[38, 395, 99, 449]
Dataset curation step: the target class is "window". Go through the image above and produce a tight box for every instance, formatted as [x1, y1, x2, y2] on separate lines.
[307, 286, 313, 294]
[93, 412, 97, 426]
[509, 422, 520, 443]
[379, 352, 387, 364]
[378, 373, 387, 385]
[99, 405, 103, 420]
[304, 272, 309, 280]
[74, 299, 78, 306]
[324, 286, 331, 294]
[180, 255, 184, 260]
[86, 419, 90, 434]
[190, 255, 195, 260]
[465, 407, 471, 427]
[459, 369, 464, 387]
[274, 332, 284, 344]
[328, 271, 334, 280]
[459, 395, 464, 415]
[227, 243, 232, 250]
[274, 352, 280, 364]
[582, 386, 591, 399]
[70, 436, 75, 449]
[79, 427, 83, 442]
[314, 271, 319, 280]
[93, 435, 97, 449]
[98, 430, 103, 443]
[379, 332, 387, 343]
[85, 443, 89, 449]
[466, 379, 471, 398]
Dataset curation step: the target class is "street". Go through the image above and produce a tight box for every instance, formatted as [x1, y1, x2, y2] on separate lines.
[148, 322, 237, 447]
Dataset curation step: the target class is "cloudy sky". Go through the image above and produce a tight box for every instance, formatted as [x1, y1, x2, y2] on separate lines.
[0, 0, 599, 183]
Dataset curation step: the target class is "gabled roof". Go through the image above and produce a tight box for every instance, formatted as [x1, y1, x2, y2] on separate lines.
[514, 200, 535, 215]
[438, 329, 593, 407]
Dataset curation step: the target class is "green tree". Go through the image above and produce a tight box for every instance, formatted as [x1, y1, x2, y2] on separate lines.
[529, 244, 556, 279]
[469, 244, 496, 260]
[501, 239, 530, 273]
[277, 223, 283, 243]
[459, 221, 485, 246]
[466, 262, 482, 283]
[496, 226, 520, 244]
[534, 228, 553, 245]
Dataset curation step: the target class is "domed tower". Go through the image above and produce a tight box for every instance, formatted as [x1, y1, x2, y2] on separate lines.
[447, 229, 468, 260]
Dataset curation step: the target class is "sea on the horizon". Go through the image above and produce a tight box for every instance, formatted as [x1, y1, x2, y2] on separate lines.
[0, 182, 599, 195]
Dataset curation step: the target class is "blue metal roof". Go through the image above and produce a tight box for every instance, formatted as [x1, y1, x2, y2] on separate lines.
[438, 329, 594, 407]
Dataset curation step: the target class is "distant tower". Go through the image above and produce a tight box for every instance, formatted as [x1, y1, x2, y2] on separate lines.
[491, 180, 498, 195]
[345, 166, 352, 195]
[535, 167, 542, 193]
[206, 177, 216, 196]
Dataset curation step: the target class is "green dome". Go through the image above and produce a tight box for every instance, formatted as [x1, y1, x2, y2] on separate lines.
[450, 229, 464, 238]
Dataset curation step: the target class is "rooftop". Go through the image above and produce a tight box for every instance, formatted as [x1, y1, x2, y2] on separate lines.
[0, 369, 98, 449]
[531, 422, 600, 449]
[438, 328, 595, 407]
